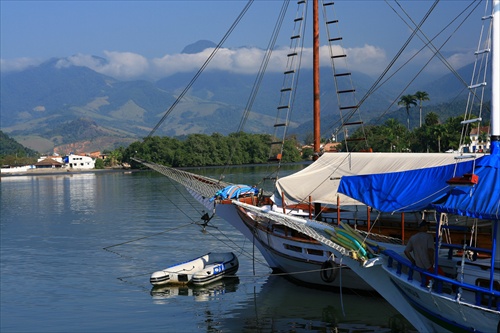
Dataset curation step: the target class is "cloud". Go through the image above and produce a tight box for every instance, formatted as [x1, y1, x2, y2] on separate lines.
[344, 44, 388, 75]
[56, 54, 104, 69]
[413, 49, 475, 78]
[151, 51, 212, 77]
[0, 57, 43, 72]
[0, 43, 477, 82]
[151, 44, 388, 78]
[100, 51, 149, 79]
[55, 52, 149, 80]
[377, 45, 476, 77]
[150, 47, 288, 78]
[442, 51, 475, 71]
[0, 44, 389, 80]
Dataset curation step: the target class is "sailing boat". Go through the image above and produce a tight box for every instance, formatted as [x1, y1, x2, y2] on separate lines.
[134, 0, 387, 291]
[133, 0, 484, 291]
[242, 1, 499, 331]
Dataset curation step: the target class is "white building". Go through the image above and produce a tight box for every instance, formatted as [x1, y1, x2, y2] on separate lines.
[64, 154, 95, 169]
[461, 126, 490, 153]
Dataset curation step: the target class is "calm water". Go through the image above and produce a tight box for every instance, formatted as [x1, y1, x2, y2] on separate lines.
[1, 168, 416, 332]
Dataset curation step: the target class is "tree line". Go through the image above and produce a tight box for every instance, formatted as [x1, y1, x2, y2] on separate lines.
[120, 132, 303, 168]
[345, 91, 488, 153]
[121, 113, 477, 168]
[345, 112, 479, 153]
[2, 89, 489, 168]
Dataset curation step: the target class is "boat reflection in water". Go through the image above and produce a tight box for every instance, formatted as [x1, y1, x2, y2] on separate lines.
[218, 275, 416, 332]
[150, 277, 240, 303]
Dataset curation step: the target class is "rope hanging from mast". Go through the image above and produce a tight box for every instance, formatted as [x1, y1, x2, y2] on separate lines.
[353, 0, 439, 119]
[221, 0, 290, 176]
[146, 0, 255, 139]
[372, 0, 483, 122]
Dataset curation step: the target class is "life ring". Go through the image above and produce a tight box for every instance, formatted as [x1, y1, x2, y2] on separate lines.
[320, 259, 338, 283]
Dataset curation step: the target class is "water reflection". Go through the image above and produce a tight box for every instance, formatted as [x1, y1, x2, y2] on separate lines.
[2, 173, 98, 218]
[1, 171, 417, 333]
[65, 174, 96, 215]
[150, 277, 240, 303]
[218, 275, 416, 333]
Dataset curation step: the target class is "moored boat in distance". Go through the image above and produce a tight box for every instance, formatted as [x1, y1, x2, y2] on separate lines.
[150, 252, 239, 286]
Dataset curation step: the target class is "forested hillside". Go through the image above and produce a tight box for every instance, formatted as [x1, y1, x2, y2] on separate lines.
[0, 131, 38, 166]
[0, 131, 38, 156]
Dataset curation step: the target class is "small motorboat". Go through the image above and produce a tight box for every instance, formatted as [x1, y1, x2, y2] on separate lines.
[150, 252, 239, 286]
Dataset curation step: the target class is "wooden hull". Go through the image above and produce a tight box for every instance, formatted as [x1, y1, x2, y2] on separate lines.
[215, 202, 374, 291]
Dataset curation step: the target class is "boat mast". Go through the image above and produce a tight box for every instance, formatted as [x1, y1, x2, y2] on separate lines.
[492, 0, 500, 154]
[491, 0, 500, 267]
[313, 0, 321, 160]
[312, 0, 323, 219]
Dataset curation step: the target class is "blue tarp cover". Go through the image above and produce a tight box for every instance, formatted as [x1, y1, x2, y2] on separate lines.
[211, 185, 258, 202]
[338, 159, 477, 214]
[431, 154, 499, 220]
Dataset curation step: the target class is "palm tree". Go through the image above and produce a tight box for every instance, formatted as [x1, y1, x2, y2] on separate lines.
[414, 91, 430, 128]
[424, 112, 439, 126]
[398, 94, 417, 130]
[432, 125, 446, 152]
[383, 118, 407, 152]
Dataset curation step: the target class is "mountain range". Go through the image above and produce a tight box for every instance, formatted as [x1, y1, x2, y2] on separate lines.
[0, 40, 489, 154]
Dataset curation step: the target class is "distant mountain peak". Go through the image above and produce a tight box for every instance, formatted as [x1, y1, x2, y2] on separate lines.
[181, 40, 217, 54]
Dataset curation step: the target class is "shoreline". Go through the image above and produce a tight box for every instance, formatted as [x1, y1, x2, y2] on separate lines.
[0, 168, 135, 178]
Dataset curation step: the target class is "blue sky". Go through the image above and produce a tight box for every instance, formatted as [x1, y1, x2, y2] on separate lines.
[0, 0, 487, 80]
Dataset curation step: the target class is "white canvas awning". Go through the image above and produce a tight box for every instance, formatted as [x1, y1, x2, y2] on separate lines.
[273, 152, 472, 207]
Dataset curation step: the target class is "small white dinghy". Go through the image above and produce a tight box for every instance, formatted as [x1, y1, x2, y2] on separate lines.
[150, 252, 239, 286]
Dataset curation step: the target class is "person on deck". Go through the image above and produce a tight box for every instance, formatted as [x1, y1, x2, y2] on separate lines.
[404, 220, 434, 271]
[404, 220, 445, 284]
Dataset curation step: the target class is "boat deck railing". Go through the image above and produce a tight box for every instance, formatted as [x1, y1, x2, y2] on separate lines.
[382, 249, 500, 311]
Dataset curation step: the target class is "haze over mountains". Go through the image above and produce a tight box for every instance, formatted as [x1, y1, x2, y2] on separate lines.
[0, 40, 488, 154]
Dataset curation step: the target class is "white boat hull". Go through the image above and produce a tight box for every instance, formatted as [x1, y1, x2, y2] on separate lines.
[277, 216, 500, 332]
[329, 255, 439, 332]
[150, 252, 239, 286]
[214, 202, 373, 291]
[385, 265, 500, 332]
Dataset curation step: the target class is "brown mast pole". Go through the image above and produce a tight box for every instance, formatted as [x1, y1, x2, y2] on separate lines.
[313, 0, 320, 160]
[313, 0, 322, 220]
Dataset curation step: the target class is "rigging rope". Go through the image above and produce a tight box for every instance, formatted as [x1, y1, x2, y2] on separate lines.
[233, 200, 351, 256]
[393, 0, 479, 88]
[233, 1, 290, 137]
[266, 0, 307, 169]
[133, 158, 229, 197]
[103, 168, 224, 259]
[320, 1, 368, 151]
[146, 0, 254, 138]
[322, 0, 441, 140]
[222, 0, 290, 177]
[352, 0, 439, 118]
[103, 222, 195, 251]
[373, 0, 482, 122]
